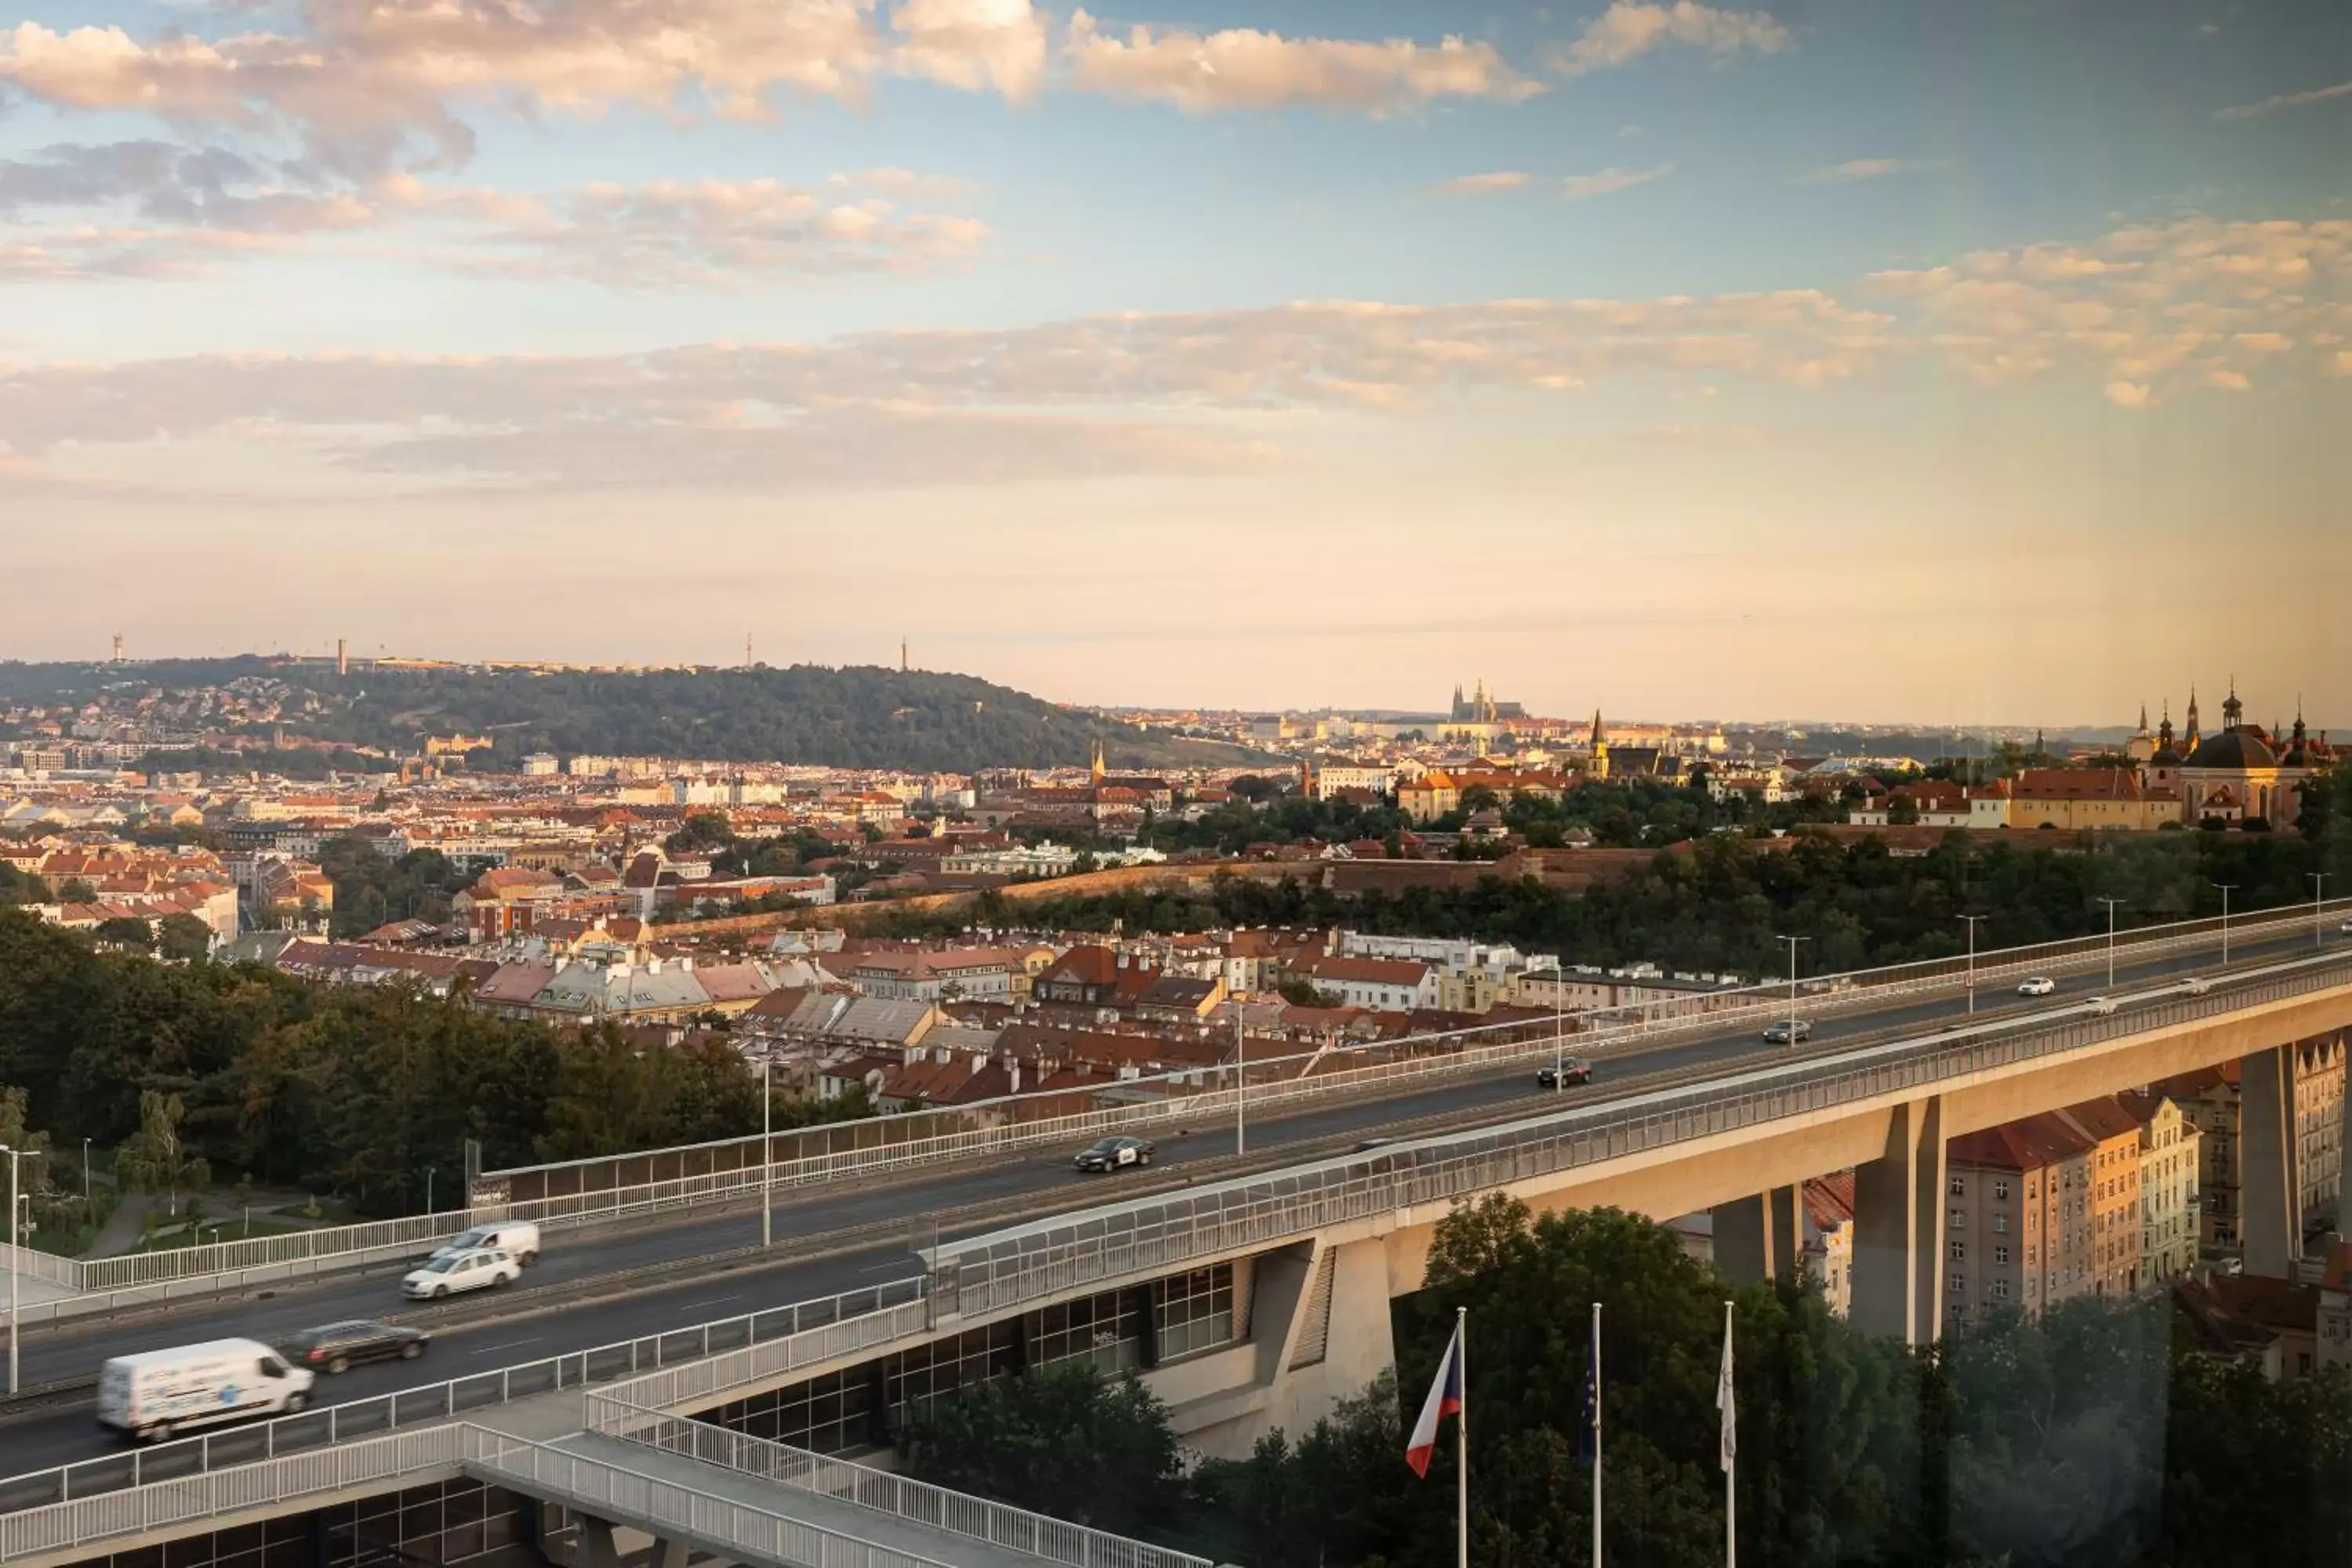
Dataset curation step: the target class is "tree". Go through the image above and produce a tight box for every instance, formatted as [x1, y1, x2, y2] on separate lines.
[56, 878, 96, 904]
[898, 1363, 1185, 1537]
[114, 1089, 210, 1216]
[92, 916, 156, 950]
[157, 913, 214, 962]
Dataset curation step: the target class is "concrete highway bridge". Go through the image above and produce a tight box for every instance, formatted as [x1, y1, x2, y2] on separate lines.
[0, 905, 2347, 1568]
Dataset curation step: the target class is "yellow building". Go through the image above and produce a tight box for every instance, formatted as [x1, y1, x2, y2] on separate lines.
[2058, 1098, 2146, 1298]
[2005, 768, 2179, 832]
[2118, 1092, 2205, 1284]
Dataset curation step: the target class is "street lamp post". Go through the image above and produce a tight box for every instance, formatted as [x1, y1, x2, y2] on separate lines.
[1, 1144, 17, 1396]
[1775, 935, 1809, 1044]
[80, 1138, 90, 1217]
[1956, 915, 1987, 1014]
[2212, 883, 2239, 964]
[2097, 898, 2126, 987]
[761, 1056, 774, 1249]
[1234, 1007, 1247, 1156]
[2312, 873, 2331, 949]
[424, 1167, 435, 1217]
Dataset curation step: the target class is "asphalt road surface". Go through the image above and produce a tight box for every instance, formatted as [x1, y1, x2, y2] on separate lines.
[0, 920, 2342, 1476]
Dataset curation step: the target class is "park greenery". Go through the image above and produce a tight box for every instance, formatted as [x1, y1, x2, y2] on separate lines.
[317, 837, 474, 938]
[0, 907, 869, 1219]
[902, 1196, 2352, 1568]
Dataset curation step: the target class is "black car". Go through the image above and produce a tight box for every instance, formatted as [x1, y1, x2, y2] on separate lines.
[1074, 1135, 1155, 1173]
[1536, 1058, 1593, 1088]
[281, 1320, 431, 1374]
[1762, 1019, 1813, 1045]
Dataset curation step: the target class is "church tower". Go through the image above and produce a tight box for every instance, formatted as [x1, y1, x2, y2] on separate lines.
[2183, 687, 2201, 751]
[1589, 710, 1610, 781]
[1089, 739, 1106, 782]
[2222, 679, 2244, 732]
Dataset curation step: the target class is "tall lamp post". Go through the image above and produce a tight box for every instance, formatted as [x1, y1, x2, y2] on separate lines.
[2097, 898, 2126, 987]
[1956, 915, 1987, 1015]
[1233, 1006, 1248, 1156]
[1, 1144, 18, 1396]
[1533, 956, 1567, 1091]
[80, 1138, 91, 1218]
[423, 1167, 435, 1218]
[2312, 873, 2331, 949]
[761, 1056, 774, 1249]
[2212, 883, 2239, 964]
[1775, 935, 1809, 1044]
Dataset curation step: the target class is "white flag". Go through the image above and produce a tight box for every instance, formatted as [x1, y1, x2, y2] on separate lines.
[1716, 1308, 1737, 1474]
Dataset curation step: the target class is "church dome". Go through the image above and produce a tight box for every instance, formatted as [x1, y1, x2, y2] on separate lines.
[2183, 729, 2276, 770]
[2149, 746, 2183, 768]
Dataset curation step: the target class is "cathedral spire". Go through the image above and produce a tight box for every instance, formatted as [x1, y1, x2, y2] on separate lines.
[2222, 677, 2244, 731]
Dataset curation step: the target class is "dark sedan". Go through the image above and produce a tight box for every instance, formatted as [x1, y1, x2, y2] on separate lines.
[1536, 1058, 1593, 1088]
[281, 1320, 431, 1374]
[1762, 1019, 1813, 1045]
[1074, 1136, 1155, 1173]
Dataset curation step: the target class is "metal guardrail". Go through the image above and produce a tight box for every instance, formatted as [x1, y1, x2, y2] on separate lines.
[940, 954, 2352, 1321]
[0, 1425, 467, 1565]
[590, 1299, 935, 1419]
[463, 1428, 955, 1568]
[0, 1279, 924, 1515]
[15, 897, 2342, 1318]
[586, 1399, 1212, 1568]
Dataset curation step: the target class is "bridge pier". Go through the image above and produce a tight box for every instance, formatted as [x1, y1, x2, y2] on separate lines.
[1853, 1097, 1946, 1345]
[1711, 1185, 1801, 1281]
[2241, 1045, 2300, 1278]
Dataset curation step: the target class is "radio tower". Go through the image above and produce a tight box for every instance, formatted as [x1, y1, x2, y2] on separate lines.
[111, 632, 125, 662]
[744, 632, 753, 669]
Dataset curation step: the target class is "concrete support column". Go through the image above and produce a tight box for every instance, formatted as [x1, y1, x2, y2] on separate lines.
[2242, 1045, 2300, 1279]
[576, 1518, 619, 1568]
[1323, 1237, 1397, 1395]
[1712, 1185, 1801, 1281]
[1853, 1097, 1945, 1345]
[2335, 1045, 2352, 1240]
[649, 1540, 688, 1568]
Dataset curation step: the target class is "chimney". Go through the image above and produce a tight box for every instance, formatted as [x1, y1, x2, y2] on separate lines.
[1008, 1060, 1022, 1095]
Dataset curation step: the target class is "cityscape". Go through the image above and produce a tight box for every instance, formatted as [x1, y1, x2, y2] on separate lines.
[5, 0, 2350, 1566]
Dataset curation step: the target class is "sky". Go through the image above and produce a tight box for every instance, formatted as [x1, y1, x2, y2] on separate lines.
[1, 0, 2347, 728]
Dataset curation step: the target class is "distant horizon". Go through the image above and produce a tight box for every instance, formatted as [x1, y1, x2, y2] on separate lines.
[3, 647, 2339, 740]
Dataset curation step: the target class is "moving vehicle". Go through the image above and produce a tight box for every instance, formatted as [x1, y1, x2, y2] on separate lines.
[2088, 996, 2119, 1016]
[2016, 976, 2056, 997]
[281, 1320, 431, 1374]
[1352, 1137, 1395, 1153]
[1074, 1135, 1154, 1172]
[402, 1247, 521, 1300]
[430, 1221, 539, 1267]
[1762, 1019, 1812, 1045]
[2181, 976, 2211, 996]
[1537, 1058, 1593, 1088]
[98, 1338, 314, 1444]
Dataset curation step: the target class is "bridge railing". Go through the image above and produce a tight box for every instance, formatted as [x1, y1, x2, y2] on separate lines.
[463, 1427, 956, 1568]
[941, 954, 2352, 1320]
[15, 896, 2339, 1316]
[0, 1425, 468, 1565]
[585, 1397, 1213, 1568]
[0, 1278, 924, 1516]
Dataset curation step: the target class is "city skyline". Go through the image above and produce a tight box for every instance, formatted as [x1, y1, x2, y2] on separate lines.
[3, 0, 2347, 717]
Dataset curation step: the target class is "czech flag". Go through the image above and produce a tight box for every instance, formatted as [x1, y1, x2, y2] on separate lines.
[1404, 1319, 1465, 1477]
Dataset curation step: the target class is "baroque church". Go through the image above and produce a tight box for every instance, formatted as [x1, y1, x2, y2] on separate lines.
[2133, 684, 2336, 828]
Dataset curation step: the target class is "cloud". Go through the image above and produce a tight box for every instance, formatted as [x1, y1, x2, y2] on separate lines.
[2205, 369, 2251, 390]
[1559, 164, 1671, 200]
[2105, 380, 2151, 408]
[891, 0, 1047, 100]
[2215, 77, 2352, 122]
[1429, 171, 1533, 196]
[0, 156, 987, 286]
[1061, 8, 1540, 113]
[1546, 2, 1790, 77]
[1797, 157, 1938, 184]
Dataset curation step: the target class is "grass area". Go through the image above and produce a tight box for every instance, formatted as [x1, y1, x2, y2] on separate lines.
[270, 1196, 365, 1225]
[134, 1215, 306, 1251]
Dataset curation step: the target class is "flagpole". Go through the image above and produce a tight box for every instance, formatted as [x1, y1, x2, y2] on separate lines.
[1591, 1300, 1603, 1568]
[1456, 1305, 1469, 1568]
[1722, 1301, 1737, 1568]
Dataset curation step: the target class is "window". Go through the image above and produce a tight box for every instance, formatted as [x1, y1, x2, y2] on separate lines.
[1994, 1246, 2011, 1265]
[1993, 1214, 2009, 1234]
[1950, 1176, 1966, 1196]
[1155, 1265, 1239, 1361]
[1994, 1180, 2011, 1200]
[1991, 1278, 2011, 1301]
[1950, 1240, 1965, 1261]
[1950, 1207, 1965, 1228]
[1950, 1272, 1965, 1294]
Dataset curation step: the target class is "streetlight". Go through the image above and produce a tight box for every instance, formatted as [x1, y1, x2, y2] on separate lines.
[1956, 915, 1987, 1015]
[2212, 883, 2239, 964]
[1232, 1007, 1247, 1157]
[2097, 898, 2126, 987]
[80, 1138, 90, 1217]
[1, 1143, 18, 1395]
[1775, 935, 1809, 1044]
[423, 1166, 435, 1217]
[2312, 873, 2331, 949]
[1531, 956, 1566, 1091]
[760, 1055, 774, 1249]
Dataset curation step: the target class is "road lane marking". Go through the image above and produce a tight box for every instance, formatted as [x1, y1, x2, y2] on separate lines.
[677, 1294, 743, 1312]
[465, 1337, 542, 1356]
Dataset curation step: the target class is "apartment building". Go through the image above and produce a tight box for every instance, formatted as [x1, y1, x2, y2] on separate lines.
[2115, 1091, 2204, 1285]
[2157, 1032, 2345, 1256]
[1946, 1112, 2096, 1333]
[2063, 1098, 2144, 1298]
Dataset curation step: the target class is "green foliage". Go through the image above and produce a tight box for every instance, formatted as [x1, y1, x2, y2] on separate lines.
[0, 908, 857, 1216]
[898, 1363, 1185, 1537]
[136, 745, 397, 779]
[317, 837, 469, 938]
[56, 877, 96, 904]
[157, 913, 214, 962]
[92, 916, 156, 950]
[114, 1090, 209, 1215]
[0, 863, 51, 905]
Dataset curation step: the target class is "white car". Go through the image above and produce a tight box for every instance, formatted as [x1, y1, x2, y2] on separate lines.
[430, 1221, 540, 1268]
[402, 1247, 520, 1300]
[2088, 996, 2119, 1017]
[2017, 977, 2056, 997]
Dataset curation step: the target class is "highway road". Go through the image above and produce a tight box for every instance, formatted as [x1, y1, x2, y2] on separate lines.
[0, 919, 2343, 1477]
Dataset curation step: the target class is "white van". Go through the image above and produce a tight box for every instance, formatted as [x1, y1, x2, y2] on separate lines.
[430, 1221, 539, 1266]
[98, 1338, 315, 1443]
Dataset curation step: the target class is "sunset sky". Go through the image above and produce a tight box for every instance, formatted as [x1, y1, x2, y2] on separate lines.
[2, 0, 2347, 724]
